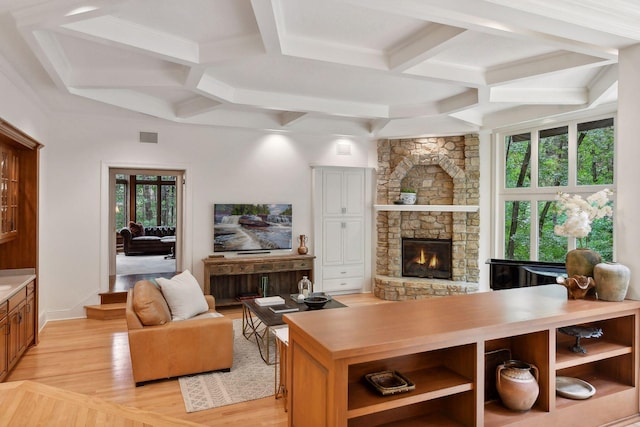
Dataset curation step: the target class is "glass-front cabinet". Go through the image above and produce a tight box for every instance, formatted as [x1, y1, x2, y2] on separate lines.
[0, 143, 18, 243]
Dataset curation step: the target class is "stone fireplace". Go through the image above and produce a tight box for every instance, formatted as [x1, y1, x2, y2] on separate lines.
[375, 135, 480, 300]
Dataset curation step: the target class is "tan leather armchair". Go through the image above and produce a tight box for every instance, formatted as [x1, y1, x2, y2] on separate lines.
[125, 282, 234, 385]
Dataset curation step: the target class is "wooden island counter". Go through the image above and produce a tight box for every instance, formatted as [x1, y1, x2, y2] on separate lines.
[284, 285, 640, 427]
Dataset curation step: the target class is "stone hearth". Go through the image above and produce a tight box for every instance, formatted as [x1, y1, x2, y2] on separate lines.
[375, 135, 480, 301]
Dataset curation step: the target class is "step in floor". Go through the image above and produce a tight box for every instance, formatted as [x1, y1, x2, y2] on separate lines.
[85, 303, 126, 320]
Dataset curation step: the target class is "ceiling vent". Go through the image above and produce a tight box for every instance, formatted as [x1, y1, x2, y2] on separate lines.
[139, 132, 158, 144]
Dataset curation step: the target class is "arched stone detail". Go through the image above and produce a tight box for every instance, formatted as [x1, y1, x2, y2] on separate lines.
[388, 152, 466, 203]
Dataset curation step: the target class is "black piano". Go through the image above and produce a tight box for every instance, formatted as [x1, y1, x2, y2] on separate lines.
[486, 258, 566, 290]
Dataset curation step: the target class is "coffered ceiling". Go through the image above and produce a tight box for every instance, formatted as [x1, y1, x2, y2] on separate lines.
[1, 0, 638, 137]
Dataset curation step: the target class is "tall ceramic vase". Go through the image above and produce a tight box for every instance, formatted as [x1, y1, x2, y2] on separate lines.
[496, 360, 539, 412]
[594, 262, 631, 302]
[297, 234, 309, 255]
[565, 248, 601, 277]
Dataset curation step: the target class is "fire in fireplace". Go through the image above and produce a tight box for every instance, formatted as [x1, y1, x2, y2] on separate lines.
[402, 238, 452, 279]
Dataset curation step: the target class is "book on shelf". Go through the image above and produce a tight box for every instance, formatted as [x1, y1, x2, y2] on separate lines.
[236, 293, 260, 301]
[255, 296, 285, 306]
[269, 305, 299, 314]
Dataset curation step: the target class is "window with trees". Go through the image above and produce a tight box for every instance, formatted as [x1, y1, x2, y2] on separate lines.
[133, 175, 176, 227]
[115, 174, 177, 229]
[499, 117, 614, 262]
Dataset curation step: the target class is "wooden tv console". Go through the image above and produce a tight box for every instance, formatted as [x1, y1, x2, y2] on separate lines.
[284, 285, 640, 427]
[202, 254, 314, 306]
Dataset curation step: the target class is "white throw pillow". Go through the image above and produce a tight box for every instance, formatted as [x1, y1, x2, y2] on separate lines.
[156, 270, 209, 321]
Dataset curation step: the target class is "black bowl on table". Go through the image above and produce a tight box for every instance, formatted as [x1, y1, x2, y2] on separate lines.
[304, 295, 330, 310]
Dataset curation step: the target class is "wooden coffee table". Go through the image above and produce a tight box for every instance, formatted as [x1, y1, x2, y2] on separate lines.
[242, 295, 346, 364]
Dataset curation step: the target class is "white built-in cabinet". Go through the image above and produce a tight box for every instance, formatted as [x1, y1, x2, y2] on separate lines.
[313, 167, 371, 294]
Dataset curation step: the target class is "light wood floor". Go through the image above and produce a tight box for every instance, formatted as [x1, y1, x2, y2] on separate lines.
[6, 293, 388, 426]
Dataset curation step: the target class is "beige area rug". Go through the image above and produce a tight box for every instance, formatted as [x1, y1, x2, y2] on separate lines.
[116, 254, 176, 275]
[179, 319, 276, 413]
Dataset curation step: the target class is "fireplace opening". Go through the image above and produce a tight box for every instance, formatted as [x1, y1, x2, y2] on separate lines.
[402, 238, 452, 279]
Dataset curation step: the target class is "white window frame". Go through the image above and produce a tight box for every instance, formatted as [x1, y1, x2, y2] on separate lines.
[493, 113, 617, 261]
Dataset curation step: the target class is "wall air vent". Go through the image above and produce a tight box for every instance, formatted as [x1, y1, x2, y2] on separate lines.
[139, 132, 158, 143]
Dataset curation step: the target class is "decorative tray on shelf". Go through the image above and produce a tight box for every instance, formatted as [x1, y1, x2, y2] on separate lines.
[364, 370, 416, 396]
[556, 376, 596, 399]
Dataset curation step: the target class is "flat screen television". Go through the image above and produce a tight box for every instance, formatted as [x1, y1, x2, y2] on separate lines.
[213, 203, 293, 253]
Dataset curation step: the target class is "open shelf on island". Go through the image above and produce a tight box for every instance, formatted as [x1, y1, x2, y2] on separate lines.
[348, 394, 473, 427]
[348, 366, 473, 418]
[554, 370, 634, 410]
[556, 316, 635, 368]
[484, 401, 547, 427]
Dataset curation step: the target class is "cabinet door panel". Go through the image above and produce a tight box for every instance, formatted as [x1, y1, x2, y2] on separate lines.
[322, 170, 344, 216]
[343, 219, 364, 264]
[344, 170, 364, 216]
[7, 309, 19, 369]
[322, 219, 344, 265]
[0, 317, 7, 381]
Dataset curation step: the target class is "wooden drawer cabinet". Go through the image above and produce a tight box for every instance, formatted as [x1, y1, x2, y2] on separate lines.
[203, 255, 315, 306]
[323, 264, 364, 279]
[323, 277, 363, 292]
[0, 301, 7, 382]
[5, 281, 35, 374]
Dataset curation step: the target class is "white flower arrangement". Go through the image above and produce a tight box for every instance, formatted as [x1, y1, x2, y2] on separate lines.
[554, 189, 613, 246]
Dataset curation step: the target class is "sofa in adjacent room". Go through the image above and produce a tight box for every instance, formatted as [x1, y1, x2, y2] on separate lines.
[119, 222, 176, 256]
[125, 274, 234, 385]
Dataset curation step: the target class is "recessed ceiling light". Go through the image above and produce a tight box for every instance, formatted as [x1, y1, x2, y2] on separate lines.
[65, 6, 98, 17]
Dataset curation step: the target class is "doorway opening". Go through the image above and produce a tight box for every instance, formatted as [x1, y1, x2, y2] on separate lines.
[109, 168, 184, 293]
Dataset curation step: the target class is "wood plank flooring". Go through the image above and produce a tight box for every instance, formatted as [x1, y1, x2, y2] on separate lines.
[6, 293, 388, 426]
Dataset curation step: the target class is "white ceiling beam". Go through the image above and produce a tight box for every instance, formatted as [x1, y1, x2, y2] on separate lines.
[280, 111, 307, 126]
[196, 73, 388, 118]
[29, 30, 73, 89]
[282, 36, 388, 71]
[389, 102, 438, 119]
[250, 0, 284, 54]
[195, 73, 236, 103]
[436, 89, 479, 114]
[482, 104, 587, 129]
[404, 61, 485, 87]
[387, 89, 478, 119]
[449, 109, 484, 127]
[490, 87, 588, 105]
[388, 24, 467, 72]
[369, 118, 391, 134]
[588, 64, 618, 107]
[68, 87, 176, 120]
[233, 88, 389, 118]
[61, 15, 200, 65]
[345, 0, 618, 60]
[487, 51, 612, 86]
[175, 97, 222, 119]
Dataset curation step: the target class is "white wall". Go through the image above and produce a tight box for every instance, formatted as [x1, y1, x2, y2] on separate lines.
[39, 114, 375, 320]
[0, 56, 49, 142]
[616, 43, 640, 300]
